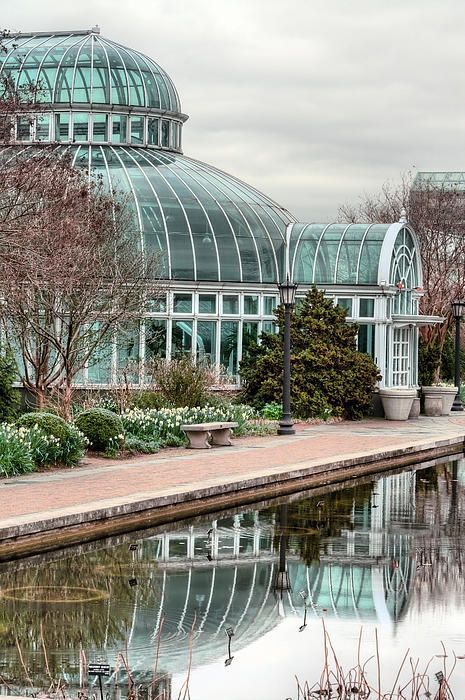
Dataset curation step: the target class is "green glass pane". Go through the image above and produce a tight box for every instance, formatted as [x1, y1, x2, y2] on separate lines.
[87, 329, 112, 384]
[127, 68, 144, 106]
[110, 68, 128, 104]
[148, 117, 159, 145]
[73, 66, 91, 102]
[263, 296, 277, 315]
[199, 294, 216, 314]
[359, 298, 375, 317]
[291, 224, 325, 284]
[130, 116, 144, 144]
[111, 115, 127, 143]
[244, 295, 258, 315]
[16, 116, 30, 141]
[172, 319, 193, 356]
[223, 295, 239, 314]
[196, 320, 217, 363]
[54, 112, 70, 141]
[262, 321, 276, 335]
[36, 114, 50, 141]
[220, 321, 238, 377]
[337, 298, 353, 316]
[92, 114, 108, 142]
[173, 293, 192, 313]
[145, 319, 166, 360]
[73, 112, 89, 141]
[161, 119, 169, 147]
[117, 322, 140, 383]
[92, 65, 109, 103]
[242, 321, 259, 358]
[358, 324, 375, 358]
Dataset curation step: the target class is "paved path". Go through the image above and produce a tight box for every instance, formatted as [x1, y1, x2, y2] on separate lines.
[1, 415, 465, 557]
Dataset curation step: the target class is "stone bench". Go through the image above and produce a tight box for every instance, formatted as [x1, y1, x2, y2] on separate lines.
[180, 421, 239, 449]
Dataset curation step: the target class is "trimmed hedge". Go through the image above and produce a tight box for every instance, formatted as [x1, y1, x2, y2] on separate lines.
[17, 412, 73, 441]
[75, 407, 124, 451]
[15, 412, 86, 466]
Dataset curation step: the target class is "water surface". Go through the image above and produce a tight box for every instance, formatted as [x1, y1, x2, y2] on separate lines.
[1, 458, 465, 699]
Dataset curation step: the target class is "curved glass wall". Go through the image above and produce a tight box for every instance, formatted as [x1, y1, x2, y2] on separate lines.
[289, 223, 393, 285]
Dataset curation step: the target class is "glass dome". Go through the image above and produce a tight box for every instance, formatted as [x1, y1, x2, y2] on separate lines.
[0, 29, 181, 113]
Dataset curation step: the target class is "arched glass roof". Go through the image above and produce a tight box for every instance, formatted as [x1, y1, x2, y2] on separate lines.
[288, 221, 422, 287]
[0, 144, 294, 283]
[0, 30, 182, 114]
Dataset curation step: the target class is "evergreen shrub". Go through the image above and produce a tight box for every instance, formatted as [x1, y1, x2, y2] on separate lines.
[75, 407, 124, 451]
[239, 287, 381, 420]
[149, 356, 212, 408]
[0, 351, 19, 422]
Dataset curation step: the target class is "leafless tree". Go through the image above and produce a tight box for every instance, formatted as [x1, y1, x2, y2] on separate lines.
[339, 172, 465, 380]
[0, 151, 160, 418]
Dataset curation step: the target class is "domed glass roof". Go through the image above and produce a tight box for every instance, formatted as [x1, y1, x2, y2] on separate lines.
[2, 144, 294, 283]
[0, 29, 182, 114]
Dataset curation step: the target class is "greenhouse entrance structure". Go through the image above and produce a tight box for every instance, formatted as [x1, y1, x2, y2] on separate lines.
[0, 28, 440, 389]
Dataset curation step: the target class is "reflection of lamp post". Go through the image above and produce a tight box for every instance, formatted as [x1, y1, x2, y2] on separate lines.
[274, 504, 291, 596]
[277, 276, 298, 435]
[451, 300, 465, 411]
[224, 626, 234, 666]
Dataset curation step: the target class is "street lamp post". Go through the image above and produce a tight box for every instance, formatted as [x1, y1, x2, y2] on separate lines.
[451, 300, 465, 411]
[277, 276, 298, 436]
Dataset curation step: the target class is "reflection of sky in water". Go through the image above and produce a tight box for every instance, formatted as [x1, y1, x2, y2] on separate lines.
[1, 459, 465, 699]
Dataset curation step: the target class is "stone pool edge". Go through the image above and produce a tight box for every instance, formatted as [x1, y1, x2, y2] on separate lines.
[1, 432, 463, 561]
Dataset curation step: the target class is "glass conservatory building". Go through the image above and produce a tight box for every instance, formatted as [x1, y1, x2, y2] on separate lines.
[0, 28, 440, 388]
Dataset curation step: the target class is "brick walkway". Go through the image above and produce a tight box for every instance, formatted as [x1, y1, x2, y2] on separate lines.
[2, 415, 465, 545]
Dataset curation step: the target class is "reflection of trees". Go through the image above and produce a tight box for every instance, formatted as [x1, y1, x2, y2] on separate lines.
[276, 483, 373, 565]
[0, 543, 160, 686]
[412, 461, 465, 610]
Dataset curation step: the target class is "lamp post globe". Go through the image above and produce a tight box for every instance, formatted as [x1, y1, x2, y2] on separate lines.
[277, 276, 298, 436]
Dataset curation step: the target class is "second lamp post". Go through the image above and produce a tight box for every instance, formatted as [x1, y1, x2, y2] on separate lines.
[451, 299, 465, 411]
[277, 276, 298, 435]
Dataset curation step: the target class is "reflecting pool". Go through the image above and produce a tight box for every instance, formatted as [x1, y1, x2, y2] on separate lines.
[2, 458, 465, 699]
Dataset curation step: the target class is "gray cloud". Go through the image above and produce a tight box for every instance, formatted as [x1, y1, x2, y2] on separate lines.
[5, 0, 465, 221]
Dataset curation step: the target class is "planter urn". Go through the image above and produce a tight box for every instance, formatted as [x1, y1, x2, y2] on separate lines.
[421, 386, 458, 416]
[379, 388, 417, 421]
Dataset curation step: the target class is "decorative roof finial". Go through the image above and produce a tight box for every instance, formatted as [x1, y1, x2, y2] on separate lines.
[399, 207, 407, 224]
[91, 24, 100, 34]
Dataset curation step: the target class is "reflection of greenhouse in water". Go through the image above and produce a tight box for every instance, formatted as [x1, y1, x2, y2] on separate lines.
[0, 471, 419, 697]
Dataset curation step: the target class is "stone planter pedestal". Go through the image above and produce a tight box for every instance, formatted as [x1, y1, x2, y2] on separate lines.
[379, 388, 416, 421]
[421, 386, 458, 416]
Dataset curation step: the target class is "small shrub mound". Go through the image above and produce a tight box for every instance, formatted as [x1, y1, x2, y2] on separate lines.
[75, 407, 124, 452]
[16, 412, 86, 466]
[17, 411, 71, 441]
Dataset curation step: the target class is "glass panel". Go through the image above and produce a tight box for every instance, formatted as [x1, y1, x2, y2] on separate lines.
[130, 116, 144, 144]
[145, 319, 167, 359]
[315, 224, 347, 284]
[55, 113, 70, 141]
[223, 295, 239, 315]
[242, 321, 259, 357]
[173, 293, 192, 313]
[117, 322, 140, 383]
[220, 321, 238, 377]
[147, 117, 159, 145]
[171, 319, 193, 356]
[146, 295, 167, 313]
[87, 328, 112, 384]
[73, 66, 91, 103]
[112, 115, 127, 144]
[262, 321, 276, 335]
[358, 225, 386, 284]
[172, 122, 179, 148]
[92, 113, 108, 142]
[35, 114, 50, 141]
[16, 116, 30, 141]
[359, 298, 375, 318]
[244, 295, 259, 315]
[263, 296, 277, 315]
[196, 320, 217, 363]
[161, 119, 169, 147]
[199, 294, 216, 314]
[72, 112, 89, 141]
[337, 298, 353, 316]
[358, 324, 375, 359]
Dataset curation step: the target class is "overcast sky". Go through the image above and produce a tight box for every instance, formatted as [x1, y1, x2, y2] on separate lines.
[6, 0, 465, 221]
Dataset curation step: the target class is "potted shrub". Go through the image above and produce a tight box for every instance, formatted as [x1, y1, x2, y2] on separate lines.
[379, 387, 417, 421]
